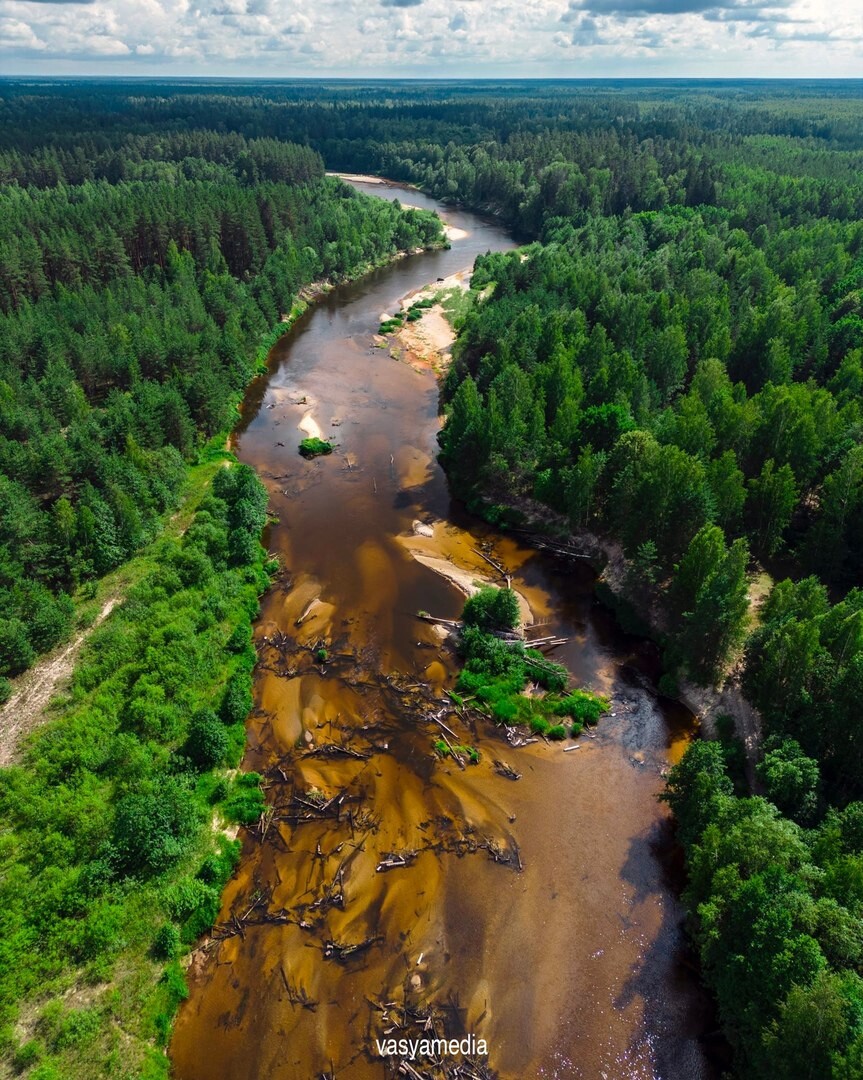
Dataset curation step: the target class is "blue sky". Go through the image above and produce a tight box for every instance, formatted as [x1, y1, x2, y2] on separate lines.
[0, 0, 860, 77]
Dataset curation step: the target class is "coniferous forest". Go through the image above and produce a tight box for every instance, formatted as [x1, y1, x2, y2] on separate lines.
[3, 79, 863, 1078]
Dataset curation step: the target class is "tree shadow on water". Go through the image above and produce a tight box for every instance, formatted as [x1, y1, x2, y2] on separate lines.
[613, 817, 729, 1080]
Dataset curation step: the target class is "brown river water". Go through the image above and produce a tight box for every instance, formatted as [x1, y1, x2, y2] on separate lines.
[170, 181, 718, 1080]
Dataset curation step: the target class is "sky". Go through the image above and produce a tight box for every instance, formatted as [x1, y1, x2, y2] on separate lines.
[0, 0, 860, 79]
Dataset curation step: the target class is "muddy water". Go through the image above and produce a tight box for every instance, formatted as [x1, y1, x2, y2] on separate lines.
[170, 181, 716, 1080]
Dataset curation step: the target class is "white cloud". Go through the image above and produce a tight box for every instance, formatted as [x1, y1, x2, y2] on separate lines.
[0, 0, 858, 73]
[0, 16, 45, 48]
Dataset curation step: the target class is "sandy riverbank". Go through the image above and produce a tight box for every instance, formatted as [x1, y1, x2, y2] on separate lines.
[327, 171, 391, 185]
[380, 268, 472, 375]
[329, 175, 468, 241]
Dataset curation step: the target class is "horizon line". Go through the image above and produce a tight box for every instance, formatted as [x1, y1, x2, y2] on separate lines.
[3, 74, 863, 83]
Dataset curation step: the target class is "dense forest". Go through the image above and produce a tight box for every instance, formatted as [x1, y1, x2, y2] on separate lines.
[0, 83, 445, 1078]
[3, 78, 863, 1077]
[0, 113, 443, 691]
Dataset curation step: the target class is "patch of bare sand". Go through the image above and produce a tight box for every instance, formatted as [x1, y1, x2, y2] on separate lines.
[397, 309, 456, 374]
[327, 172, 389, 185]
[396, 520, 533, 624]
[389, 269, 472, 375]
[408, 551, 488, 597]
[0, 596, 118, 766]
[426, 268, 472, 295]
[298, 411, 323, 441]
[679, 674, 763, 788]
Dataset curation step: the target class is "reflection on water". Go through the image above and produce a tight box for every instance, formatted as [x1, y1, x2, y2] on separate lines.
[170, 180, 717, 1080]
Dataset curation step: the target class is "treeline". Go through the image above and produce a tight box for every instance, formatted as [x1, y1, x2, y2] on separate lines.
[0, 116, 443, 687]
[5, 82, 863, 240]
[5, 78, 863, 1078]
[0, 131, 322, 190]
[663, 572, 863, 1075]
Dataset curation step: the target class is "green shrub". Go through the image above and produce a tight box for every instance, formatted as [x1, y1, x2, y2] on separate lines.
[0, 619, 35, 677]
[152, 925, 181, 961]
[30, 1064, 60, 1080]
[379, 311, 407, 332]
[209, 777, 230, 804]
[12, 1040, 42, 1073]
[462, 586, 520, 633]
[525, 651, 569, 692]
[52, 1007, 101, 1052]
[220, 671, 252, 725]
[459, 625, 524, 675]
[163, 879, 219, 925]
[434, 740, 479, 763]
[185, 709, 229, 770]
[0, 677, 11, 705]
[547, 724, 567, 740]
[223, 772, 265, 825]
[69, 900, 126, 962]
[491, 697, 519, 723]
[226, 624, 251, 653]
[160, 962, 189, 1006]
[112, 779, 200, 878]
[553, 690, 609, 724]
[197, 840, 240, 886]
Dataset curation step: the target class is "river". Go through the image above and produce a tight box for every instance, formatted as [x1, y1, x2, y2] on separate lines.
[170, 179, 717, 1080]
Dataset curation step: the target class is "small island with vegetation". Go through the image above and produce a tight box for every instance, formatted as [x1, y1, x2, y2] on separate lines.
[450, 586, 608, 740]
[298, 437, 334, 459]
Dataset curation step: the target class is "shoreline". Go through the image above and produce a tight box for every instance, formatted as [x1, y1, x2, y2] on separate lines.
[0, 228, 450, 765]
[172, 176, 719, 1080]
[384, 280, 766, 769]
[327, 171, 397, 186]
[377, 266, 472, 376]
[331, 173, 469, 243]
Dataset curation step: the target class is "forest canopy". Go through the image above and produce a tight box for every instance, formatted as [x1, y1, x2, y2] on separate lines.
[0, 101, 443, 685]
[3, 77, 863, 1079]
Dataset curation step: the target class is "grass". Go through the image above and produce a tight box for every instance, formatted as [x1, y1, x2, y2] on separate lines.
[298, 437, 334, 458]
[0, 210, 453, 1079]
[378, 296, 436, 335]
[253, 302, 309, 373]
[438, 286, 473, 328]
[434, 739, 480, 764]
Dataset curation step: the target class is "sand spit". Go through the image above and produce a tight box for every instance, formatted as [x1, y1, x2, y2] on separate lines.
[327, 172, 390, 185]
[381, 268, 472, 375]
[397, 518, 533, 625]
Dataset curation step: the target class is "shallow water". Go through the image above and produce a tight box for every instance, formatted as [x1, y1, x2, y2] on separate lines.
[170, 180, 717, 1080]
